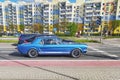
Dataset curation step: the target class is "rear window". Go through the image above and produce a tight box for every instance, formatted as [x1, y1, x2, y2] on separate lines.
[20, 34, 36, 39]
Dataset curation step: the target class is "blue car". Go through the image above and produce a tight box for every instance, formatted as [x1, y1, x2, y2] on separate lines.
[17, 36, 88, 58]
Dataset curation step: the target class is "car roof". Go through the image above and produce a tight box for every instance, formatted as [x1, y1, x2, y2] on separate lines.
[36, 36, 57, 39]
[32, 36, 58, 43]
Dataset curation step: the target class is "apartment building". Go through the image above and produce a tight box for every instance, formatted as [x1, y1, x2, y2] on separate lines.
[84, 0, 102, 34]
[41, 2, 53, 34]
[34, 0, 59, 34]
[58, 0, 84, 33]
[76, 0, 84, 32]
[84, 0, 118, 34]
[34, 3, 42, 24]
[101, 0, 117, 34]
[116, 0, 120, 20]
[0, 1, 18, 33]
[0, 2, 3, 26]
[18, 1, 34, 33]
[115, 0, 120, 34]
[0, 0, 120, 34]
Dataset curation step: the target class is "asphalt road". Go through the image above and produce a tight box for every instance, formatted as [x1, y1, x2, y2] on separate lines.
[0, 43, 120, 60]
[0, 39, 120, 80]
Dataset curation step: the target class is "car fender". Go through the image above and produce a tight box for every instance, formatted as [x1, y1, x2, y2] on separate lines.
[78, 48, 83, 52]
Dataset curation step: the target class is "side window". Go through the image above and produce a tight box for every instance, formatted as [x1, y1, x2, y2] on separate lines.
[50, 40, 57, 45]
[44, 39, 51, 45]
[43, 39, 57, 45]
[40, 40, 44, 45]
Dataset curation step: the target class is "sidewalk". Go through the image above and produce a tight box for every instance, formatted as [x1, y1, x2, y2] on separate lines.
[0, 66, 120, 80]
[0, 61, 120, 80]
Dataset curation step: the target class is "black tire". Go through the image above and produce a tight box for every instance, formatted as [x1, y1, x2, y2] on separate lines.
[71, 49, 82, 58]
[28, 49, 38, 58]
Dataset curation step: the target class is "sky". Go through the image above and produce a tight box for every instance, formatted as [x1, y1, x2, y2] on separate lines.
[0, 0, 76, 3]
[69, 0, 76, 3]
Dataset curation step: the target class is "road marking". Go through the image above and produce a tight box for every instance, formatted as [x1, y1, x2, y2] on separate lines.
[88, 51, 120, 52]
[103, 43, 120, 47]
[88, 46, 119, 58]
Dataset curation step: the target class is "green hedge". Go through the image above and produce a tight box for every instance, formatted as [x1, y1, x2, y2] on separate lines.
[0, 40, 18, 43]
[55, 33, 72, 36]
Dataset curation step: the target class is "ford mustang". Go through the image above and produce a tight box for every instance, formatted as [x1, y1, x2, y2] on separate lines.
[17, 36, 88, 58]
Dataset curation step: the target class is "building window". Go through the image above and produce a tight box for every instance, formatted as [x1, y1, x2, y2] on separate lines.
[85, 30, 88, 32]
[53, 5, 56, 7]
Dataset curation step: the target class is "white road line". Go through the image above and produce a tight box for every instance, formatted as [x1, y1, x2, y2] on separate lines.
[103, 43, 120, 47]
[88, 46, 119, 58]
[88, 51, 120, 52]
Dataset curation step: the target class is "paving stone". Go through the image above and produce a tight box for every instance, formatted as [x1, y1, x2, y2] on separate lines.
[0, 66, 120, 80]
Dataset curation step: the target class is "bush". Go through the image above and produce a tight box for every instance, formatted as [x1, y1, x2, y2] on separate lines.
[111, 34, 120, 36]
[55, 33, 71, 36]
[0, 33, 2, 37]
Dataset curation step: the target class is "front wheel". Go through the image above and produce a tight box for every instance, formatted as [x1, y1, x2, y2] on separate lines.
[71, 49, 82, 58]
[28, 49, 38, 58]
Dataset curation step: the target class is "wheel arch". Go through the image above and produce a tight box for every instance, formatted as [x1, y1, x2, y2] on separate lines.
[71, 48, 82, 53]
[27, 47, 39, 54]
[27, 48, 39, 58]
[70, 48, 82, 58]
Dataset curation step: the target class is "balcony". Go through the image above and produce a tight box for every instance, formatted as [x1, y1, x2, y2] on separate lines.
[59, 15, 65, 18]
[43, 10, 49, 13]
[85, 13, 93, 17]
[60, 12, 66, 15]
[84, 18, 91, 21]
[85, 9, 93, 13]
[94, 12, 100, 16]
[43, 8, 49, 11]
[60, 7, 66, 10]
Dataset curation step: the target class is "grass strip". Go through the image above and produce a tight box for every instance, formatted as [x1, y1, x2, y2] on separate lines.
[75, 39, 99, 43]
[0, 40, 18, 43]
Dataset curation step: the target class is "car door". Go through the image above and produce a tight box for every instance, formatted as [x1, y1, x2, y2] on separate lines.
[40, 38, 68, 54]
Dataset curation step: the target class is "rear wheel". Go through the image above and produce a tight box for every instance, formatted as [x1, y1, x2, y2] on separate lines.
[71, 49, 82, 58]
[28, 49, 38, 58]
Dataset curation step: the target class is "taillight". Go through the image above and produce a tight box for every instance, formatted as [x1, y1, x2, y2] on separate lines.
[24, 40, 28, 43]
[19, 37, 21, 40]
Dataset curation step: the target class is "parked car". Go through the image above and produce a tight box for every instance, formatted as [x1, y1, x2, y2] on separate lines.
[18, 34, 74, 44]
[17, 36, 87, 58]
[18, 34, 37, 44]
